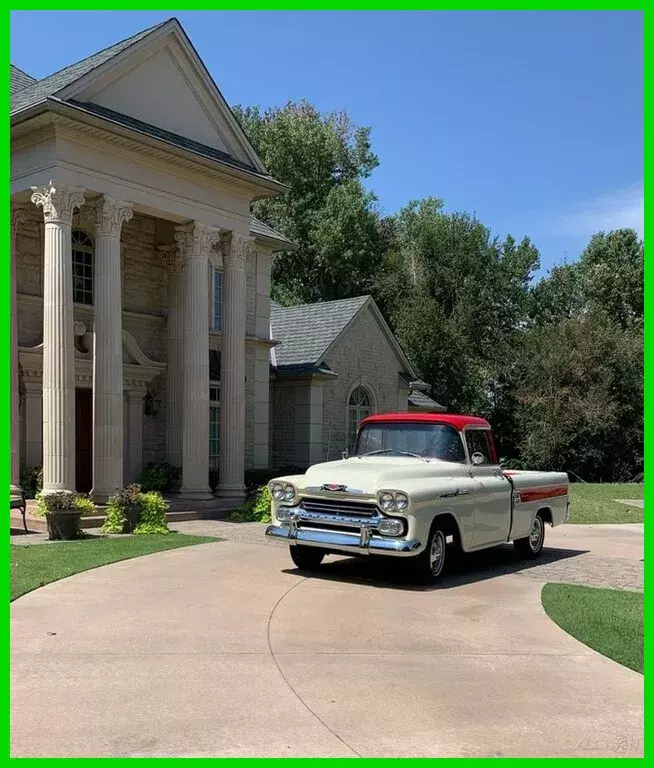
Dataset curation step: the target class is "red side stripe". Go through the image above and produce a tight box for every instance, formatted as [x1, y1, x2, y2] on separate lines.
[519, 486, 568, 503]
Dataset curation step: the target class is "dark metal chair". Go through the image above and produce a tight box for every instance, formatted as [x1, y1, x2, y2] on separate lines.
[10, 489, 28, 533]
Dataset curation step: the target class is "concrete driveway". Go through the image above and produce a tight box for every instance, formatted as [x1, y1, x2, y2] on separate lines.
[11, 523, 643, 757]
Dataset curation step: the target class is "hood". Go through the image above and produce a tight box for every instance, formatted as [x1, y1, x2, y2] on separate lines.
[301, 456, 456, 494]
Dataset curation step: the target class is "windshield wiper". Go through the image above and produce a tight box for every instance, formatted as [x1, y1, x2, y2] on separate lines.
[358, 449, 425, 459]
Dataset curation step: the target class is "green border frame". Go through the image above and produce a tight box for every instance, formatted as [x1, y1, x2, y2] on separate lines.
[5, 4, 646, 763]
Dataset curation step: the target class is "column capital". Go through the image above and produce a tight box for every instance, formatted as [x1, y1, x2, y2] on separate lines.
[10, 203, 28, 237]
[30, 180, 85, 225]
[222, 232, 255, 271]
[174, 221, 222, 261]
[93, 195, 133, 237]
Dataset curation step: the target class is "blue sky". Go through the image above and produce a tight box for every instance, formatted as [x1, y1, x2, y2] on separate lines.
[11, 10, 643, 275]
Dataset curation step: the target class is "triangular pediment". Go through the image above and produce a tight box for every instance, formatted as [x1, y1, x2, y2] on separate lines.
[56, 19, 266, 174]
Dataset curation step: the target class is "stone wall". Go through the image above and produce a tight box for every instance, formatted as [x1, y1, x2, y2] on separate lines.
[14, 209, 271, 480]
[322, 305, 404, 461]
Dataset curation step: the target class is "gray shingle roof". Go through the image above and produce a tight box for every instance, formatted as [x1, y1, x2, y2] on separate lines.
[10, 64, 36, 95]
[271, 295, 369, 373]
[250, 217, 294, 247]
[408, 390, 446, 412]
[10, 21, 167, 113]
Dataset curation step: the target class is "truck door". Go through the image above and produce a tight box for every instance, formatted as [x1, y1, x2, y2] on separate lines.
[464, 428, 511, 548]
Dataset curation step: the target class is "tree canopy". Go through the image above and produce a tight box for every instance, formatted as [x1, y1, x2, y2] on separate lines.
[236, 99, 643, 481]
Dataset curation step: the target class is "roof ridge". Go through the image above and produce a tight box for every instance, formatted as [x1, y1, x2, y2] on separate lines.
[11, 18, 172, 110]
[10, 63, 36, 80]
[30, 19, 170, 88]
[272, 295, 370, 311]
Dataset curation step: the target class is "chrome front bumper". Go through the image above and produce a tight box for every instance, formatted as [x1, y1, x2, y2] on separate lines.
[265, 521, 422, 557]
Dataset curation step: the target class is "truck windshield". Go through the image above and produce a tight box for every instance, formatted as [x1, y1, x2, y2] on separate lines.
[355, 422, 466, 463]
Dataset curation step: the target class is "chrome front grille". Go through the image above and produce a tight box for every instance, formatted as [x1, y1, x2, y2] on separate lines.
[299, 498, 379, 517]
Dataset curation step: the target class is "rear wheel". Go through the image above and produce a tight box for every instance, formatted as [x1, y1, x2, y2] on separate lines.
[289, 545, 325, 570]
[514, 512, 546, 558]
[411, 524, 448, 584]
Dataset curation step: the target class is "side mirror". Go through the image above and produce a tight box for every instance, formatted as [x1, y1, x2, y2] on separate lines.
[471, 452, 485, 466]
[342, 449, 349, 460]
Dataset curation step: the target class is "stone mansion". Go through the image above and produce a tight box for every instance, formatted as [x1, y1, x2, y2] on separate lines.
[10, 18, 442, 511]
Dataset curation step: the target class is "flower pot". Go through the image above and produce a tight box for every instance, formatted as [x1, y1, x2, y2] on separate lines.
[45, 509, 83, 541]
[125, 505, 140, 533]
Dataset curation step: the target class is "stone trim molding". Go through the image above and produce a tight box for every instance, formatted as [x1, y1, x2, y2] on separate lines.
[175, 221, 223, 261]
[30, 180, 85, 225]
[93, 195, 133, 237]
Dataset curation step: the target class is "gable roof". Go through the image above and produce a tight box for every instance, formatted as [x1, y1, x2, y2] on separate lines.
[11, 21, 166, 113]
[10, 64, 36, 94]
[271, 296, 369, 374]
[10, 18, 283, 191]
[270, 295, 416, 379]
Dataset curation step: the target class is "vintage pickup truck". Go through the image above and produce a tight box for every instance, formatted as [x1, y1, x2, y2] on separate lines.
[265, 412, 569, 582]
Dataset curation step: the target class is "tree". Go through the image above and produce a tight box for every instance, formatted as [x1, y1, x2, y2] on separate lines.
[514, 313, 642, 481]
[233, 100, 384, 303]
[376, 199, 540, 415]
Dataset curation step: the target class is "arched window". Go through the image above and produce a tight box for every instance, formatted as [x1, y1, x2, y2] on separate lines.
[72, 230, 94, 305]
[348, 386, 372, 453]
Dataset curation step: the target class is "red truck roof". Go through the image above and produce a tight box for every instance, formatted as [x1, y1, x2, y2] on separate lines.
[359, 412, 491, 431]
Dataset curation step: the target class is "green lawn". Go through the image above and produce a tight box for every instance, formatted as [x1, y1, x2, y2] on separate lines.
[567, 483, 643, 524]
[542, 583, 643, 674]
[10, 534, 217, 601]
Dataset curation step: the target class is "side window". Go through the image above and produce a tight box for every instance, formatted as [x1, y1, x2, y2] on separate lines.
[465, 429, 492, 465]
[72, 230, 94, 305]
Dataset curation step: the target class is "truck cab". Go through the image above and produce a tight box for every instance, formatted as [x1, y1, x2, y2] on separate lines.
[265, 412, 569, 583]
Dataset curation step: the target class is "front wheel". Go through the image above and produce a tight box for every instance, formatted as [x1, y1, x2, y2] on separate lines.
[514, 513, 546, 558]
[289, 545, 325, 571]
[411, 525, 448, 585]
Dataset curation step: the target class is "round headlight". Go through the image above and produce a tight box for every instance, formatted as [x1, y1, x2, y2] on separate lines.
[271, 482, 285, 500]
[394, 493, 409, 511]
[379, 492, 394, 511]
[282, 485, 295, 501]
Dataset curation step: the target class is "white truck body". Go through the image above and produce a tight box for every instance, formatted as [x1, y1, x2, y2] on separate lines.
[265, 413, 569, 580]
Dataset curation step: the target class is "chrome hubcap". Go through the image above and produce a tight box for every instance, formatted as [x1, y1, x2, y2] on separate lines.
[430, 531, 445, 574]
[529, 516, 543, 551]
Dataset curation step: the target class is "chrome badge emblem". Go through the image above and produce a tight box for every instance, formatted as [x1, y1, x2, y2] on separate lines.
[321, 483, 347, 492]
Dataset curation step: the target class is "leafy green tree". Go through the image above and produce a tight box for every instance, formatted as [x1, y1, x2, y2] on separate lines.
[514, 313, 642, 481]
[376, 199, 539, 415]
[233, 100, 383, 303]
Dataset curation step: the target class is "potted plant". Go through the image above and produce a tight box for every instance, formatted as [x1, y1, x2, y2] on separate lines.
[35, 491, 95, 540]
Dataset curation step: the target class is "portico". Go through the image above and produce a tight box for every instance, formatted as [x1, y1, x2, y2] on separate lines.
[10, 17, 291, 510]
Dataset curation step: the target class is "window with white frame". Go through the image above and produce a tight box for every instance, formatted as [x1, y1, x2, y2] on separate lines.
[347, 386, 372, 454]
[72, 230, 94, 305]
[209, 385, 220, 469]
[212, 268, 223, 331]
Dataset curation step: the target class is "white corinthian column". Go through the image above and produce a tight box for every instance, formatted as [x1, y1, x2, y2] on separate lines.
[10, 204, 27, 493]
[159, 244, 184, 468]
[175, 222, 221, 499]
[91, 196, 133, 502]
[31, 181, 85, 494]
[217, 233, 253, 502]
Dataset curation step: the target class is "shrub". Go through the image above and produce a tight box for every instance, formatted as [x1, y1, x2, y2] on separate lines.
[138, 462, 181, 492]
[34, 490, 95, 516]
[20, 465, 43, 499]
[134, 491, 170, 535]
[102, 485, 170, 535]
[102, 484, 142, 533]
[229, 486, 272, 523]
